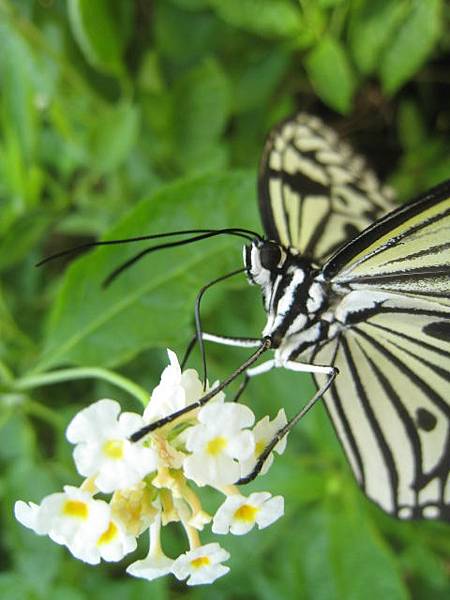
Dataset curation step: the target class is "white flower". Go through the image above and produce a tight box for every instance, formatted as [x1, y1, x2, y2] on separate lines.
[212, 492, 284, 536]
[171, 543, 230, 586]
[128, 552, 174, 582]
[183, 403, 255, 486]
[93, 517, 137, 563]
[240, 409, 288, 478]
[14, 501, 48, 535]
[66, 399, 157, 493]
[15, 486, 110, 563]
[15, 354, 290, 584]
[144, 349, 224, 423]
[127, 515, 174, 581]
[67, 516, 138, 565]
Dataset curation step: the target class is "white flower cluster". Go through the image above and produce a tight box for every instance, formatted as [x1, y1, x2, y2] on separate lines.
[15, 350, 287, 586]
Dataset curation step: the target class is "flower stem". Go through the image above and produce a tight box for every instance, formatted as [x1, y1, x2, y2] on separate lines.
[14, 367, 149, 405]
[183, 522, 201, 550]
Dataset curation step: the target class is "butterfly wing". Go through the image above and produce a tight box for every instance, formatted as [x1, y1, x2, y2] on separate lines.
[311, 181, 450, 519]
[258, 113, 395, 264]
[323, 179, 450, 304]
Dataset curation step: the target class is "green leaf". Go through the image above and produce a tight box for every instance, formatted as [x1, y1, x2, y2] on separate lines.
[319, 0, 345, 6]
[379, 0, 442, 94]
[397, 100, 427, 151]
[89, 102, 139, 174]
[90, 578, 168, 600]
[0, 211, 51, 272]
[154, 1, 220, 64]
[170, 0, 210, 9]
[305, 35, 357, 114]
[208, 0, 301, 38]
[290, 501, 409, 600]
[0, 574, 30, 600]
[138, 51, 165, 94]
[349, 0, 408, 75]
[401, 544, 449, 596]
[326, 502, 409, 600]
[0, 415, 35, 464]
[232, 48, 291, 113]
[293, 508, 338, 599]
[174, 59, 231, 174]
[0, 22, 37, 164]
[297, 2, 327, 50]
[34, 171, 258, 372]
[48, 587, 85, 600]
[67, 0, 133, 76]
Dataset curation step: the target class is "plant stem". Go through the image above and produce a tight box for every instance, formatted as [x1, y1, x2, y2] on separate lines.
[15, 367, 149, 405]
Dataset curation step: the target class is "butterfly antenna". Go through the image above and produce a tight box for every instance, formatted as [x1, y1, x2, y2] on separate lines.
[102, 229, 260, 288]
[36, 228, 261, 268]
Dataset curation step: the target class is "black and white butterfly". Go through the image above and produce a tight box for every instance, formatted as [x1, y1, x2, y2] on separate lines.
[244, 114, 450, 521]
[41, 114, 450, 521]
[173, 113, 450, 522]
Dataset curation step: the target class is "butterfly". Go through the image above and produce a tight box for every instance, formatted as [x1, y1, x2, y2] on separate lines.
[238, 113, 450, 521]
[134, 114, 449, 521]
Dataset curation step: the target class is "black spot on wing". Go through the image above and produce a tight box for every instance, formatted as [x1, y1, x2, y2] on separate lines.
[416, 408, 438, 432]
[423, 321, 450, 343]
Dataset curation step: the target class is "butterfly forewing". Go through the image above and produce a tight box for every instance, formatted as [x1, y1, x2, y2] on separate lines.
[258, 113, 395, 263]
[325, 180, 450, 301]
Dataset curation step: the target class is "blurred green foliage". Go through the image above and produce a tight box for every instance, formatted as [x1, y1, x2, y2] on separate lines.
[0, 0, 449, 598]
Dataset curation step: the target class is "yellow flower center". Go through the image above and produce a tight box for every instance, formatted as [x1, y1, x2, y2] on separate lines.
[62, 500, 89, 519]
[97, 521, 118, 546]
[234, 504, 259, 523]
[206, 436, 227, 456]
[103, 439, 124, 460]
[255, 440, 266, 455]
[191, 556, 210, 569]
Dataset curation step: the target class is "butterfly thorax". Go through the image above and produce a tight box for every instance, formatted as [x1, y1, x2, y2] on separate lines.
[244, 240, 333, 362]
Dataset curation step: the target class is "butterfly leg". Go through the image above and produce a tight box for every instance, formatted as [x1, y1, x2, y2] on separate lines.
[202, 333, 262, 348]
[233, 374, 249, 403]
[236, 361, 337, 484]
[181, 331, 263, 399]
[181, 332, 262, 368]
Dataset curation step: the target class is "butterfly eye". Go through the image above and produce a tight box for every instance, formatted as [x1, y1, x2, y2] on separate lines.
[260, 243, 283, 271]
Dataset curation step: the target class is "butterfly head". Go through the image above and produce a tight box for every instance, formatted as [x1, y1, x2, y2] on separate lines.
[243, 239, 287, 287]
[244, 239, 328, 352]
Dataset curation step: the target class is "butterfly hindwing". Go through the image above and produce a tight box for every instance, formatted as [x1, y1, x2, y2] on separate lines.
[311, 293, 450, 520]
[258, 113, 395, 264]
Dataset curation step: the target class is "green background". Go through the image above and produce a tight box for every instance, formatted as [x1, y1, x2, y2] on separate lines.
[1, 0, 449, 598]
